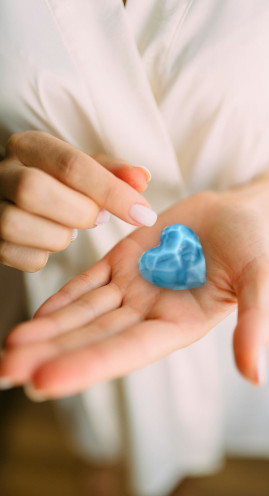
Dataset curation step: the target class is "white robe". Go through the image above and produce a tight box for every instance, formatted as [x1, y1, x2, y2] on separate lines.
[1, 1, 269, 495]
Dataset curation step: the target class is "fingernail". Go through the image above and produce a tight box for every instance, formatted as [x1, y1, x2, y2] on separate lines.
[71, 229, 78, 242]
[24, 383, 48, 402]
[257, 348, 267, 385]
[95, 209, 111, 226]
[129, 204, 157, 226]
[0, 377, 15, 390]
[136, 166, 152, 182]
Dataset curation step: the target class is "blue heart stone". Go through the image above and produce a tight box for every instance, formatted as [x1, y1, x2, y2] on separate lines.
[138, 224, 206, 290]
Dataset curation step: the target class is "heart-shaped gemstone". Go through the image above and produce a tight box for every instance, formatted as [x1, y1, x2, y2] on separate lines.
[138, 224, 206, 290]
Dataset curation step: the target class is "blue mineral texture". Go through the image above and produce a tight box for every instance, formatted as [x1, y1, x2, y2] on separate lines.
[138, 225, 206, 290]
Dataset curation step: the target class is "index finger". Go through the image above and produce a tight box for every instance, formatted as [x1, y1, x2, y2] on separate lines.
[7, 132, 157, 226]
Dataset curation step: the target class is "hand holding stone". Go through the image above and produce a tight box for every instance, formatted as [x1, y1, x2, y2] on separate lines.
[2, 188, 269, 399]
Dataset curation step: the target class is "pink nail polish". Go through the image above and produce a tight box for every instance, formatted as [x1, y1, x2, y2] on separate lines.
[129, 204, 157, 226]
[71, 229, 78, 241]
[95, 209, 111, 226]
[24, 383, 48, 402]
[136, 166, 152, 182]
[0, 377, 15, 390]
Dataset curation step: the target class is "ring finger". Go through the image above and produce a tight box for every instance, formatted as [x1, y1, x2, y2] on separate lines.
[0, 201, 72, 251]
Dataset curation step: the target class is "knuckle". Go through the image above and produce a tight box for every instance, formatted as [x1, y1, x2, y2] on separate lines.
[0, 205, 17, 240]
[101, 180, 115, 209]
[6, 131, 29, 156]
[6, 130, 46, 157]
[57, 151, 80, 182]
[6, 133, 20, 156]
[14, 168, 42, 209]
[76, 271, 94, 285]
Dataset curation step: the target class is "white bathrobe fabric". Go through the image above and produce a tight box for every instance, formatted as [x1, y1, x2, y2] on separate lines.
[1, 1, 269, 495]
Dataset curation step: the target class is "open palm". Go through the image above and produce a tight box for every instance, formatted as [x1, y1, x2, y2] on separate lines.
[1, 190, 269, 398]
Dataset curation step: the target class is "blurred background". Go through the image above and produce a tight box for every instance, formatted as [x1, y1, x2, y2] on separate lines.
[1, 387, 269, 496]
[1, 265, 269, 496]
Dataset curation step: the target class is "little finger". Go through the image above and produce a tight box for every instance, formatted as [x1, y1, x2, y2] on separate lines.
[0, 241, 49, 272]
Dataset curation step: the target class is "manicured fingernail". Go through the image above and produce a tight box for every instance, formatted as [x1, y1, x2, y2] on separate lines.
[95, 209, 111, 226]
[129, 204, 157, 226]
[71, 229, 78, 242]
[257, 348, 267, 385]
[136, 166, 152, 182]
[24, 383, 48, 402]
[0, 377, 15, 390]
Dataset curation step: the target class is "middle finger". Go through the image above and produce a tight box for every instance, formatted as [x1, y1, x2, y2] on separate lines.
[0, 160, 99, 228]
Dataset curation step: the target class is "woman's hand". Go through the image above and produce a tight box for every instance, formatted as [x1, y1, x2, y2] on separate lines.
[0, 131, 154, 272]
[1, 178, 269, 399]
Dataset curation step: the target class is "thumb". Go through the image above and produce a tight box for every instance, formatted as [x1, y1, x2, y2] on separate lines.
[93, 153, 151, 193]
[233, 257, 269, 385]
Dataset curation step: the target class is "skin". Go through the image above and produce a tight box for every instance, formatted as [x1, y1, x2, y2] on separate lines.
[1, 175, 269, 399]
[0, 131, 152, 272]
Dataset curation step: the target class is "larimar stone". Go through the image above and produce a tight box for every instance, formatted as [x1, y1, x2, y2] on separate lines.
[138, 225, 206, 290]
